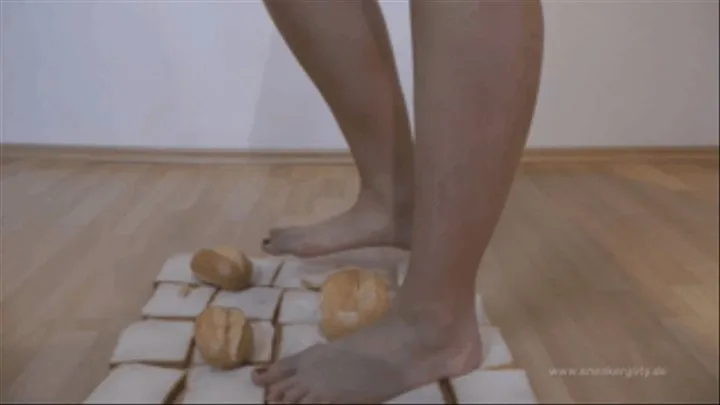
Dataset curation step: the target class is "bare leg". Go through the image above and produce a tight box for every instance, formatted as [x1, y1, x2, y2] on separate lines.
[253, 1, 545, 403]
[261, 0, 415, 258]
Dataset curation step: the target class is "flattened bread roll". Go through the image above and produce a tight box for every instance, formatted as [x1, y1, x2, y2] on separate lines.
[194, 307, 253, 370]
[319, 268, 391, 341]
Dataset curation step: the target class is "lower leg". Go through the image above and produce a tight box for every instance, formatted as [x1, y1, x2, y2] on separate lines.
[254, 2, 544, 403]
[262, 0, 414, 258]
[398, 0, 545, 330]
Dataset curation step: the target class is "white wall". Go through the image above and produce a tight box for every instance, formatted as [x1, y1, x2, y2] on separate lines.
[2, 0, 718, 149]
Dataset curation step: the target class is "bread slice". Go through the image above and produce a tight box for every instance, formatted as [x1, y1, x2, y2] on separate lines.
[279, 324, 327, 359]
[110, 320, 194, 368]
[192, 321, 275, 365]
[155, 253, 283, 287]
[278, 290, 321, 324]
[83, 364, 185, 404]
[210, 287, 282, 321]
[479, 326, 514, 369]
[155, 254, 198, 285]
[141, 283, 216, 319]
[451, 370, 537, 404]
[271, 259, 307, 289]
[249, 257, 284, 286]
[182, 365, 264, 404]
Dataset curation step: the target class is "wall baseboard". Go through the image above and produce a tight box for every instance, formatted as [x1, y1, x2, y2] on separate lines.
[1, 144, 717, 166]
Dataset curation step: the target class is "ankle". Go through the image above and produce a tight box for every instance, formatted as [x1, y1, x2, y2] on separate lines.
[394, 301, 479, 349]
[359, 175, 413, 210]
[389, 305, 483, 375]
[355, 186, 414, 227]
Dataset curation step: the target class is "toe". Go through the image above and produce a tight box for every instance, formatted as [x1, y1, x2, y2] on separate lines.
[261, 232, 288, 256]
[253, 362, 295, 386]
[261, 236, 278, 255]
[282, 385, 308, 404]
[267, 377, 300, 403]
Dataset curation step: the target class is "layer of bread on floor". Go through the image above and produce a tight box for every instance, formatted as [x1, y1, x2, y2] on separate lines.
[192, 321, 275, 365]
[278, 290, 322, 324]
[155, 253, 283, 287]
[479, 325, 514, 369]
[141, 283, 216, 319]
[209, 287, 282, 321]
[83, 364, 185, 404]
[181, 365, 264, 404]
[110, 320, 194, 368]
[279, 324, 328, 359]
[385, 382, 446, 404]
[86, 250, 535, 405]
[450, 369, 537, 404]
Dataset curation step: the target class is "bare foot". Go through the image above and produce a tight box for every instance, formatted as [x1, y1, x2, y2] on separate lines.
[253, 309, 482, 404]
[262, 191, 412, 258]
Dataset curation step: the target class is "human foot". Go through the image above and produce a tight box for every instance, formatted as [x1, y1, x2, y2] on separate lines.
[262, 191, 412, 258]
[252, 309, 482, 404]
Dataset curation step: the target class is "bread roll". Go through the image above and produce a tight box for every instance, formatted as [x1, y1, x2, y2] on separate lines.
[319, 268, 391, 341]
[194, 307, 253, 370]
[190, 246, 253, 291]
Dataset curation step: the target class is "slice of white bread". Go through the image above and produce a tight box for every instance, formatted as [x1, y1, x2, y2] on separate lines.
[110, 320, 194, 368]
[141, 283, 216, 319]
[277, 290, 321, 324]
[272, 259, 307, 289]
[386, 382, 445, 404]
[279, 324, 327, 359]
[250, 257, 284, 286]
[479, 326, 514, 369]
[83, 364, 185, 404]
[210, 287, 282, 321]
[155, 253, 282, 287]
[451, 370, 537, 404]
[156, 254, 198, 285]
[192, 321, 275, 365]
[182, 365, 264, 404]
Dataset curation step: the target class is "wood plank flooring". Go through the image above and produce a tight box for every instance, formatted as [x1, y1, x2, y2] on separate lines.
[1, 159, 718, 403]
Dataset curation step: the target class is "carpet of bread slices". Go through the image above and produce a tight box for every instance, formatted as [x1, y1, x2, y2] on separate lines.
[83, 253, 538, 404]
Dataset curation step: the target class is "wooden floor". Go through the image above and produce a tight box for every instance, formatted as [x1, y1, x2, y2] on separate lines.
[1, 158, 718, 403]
